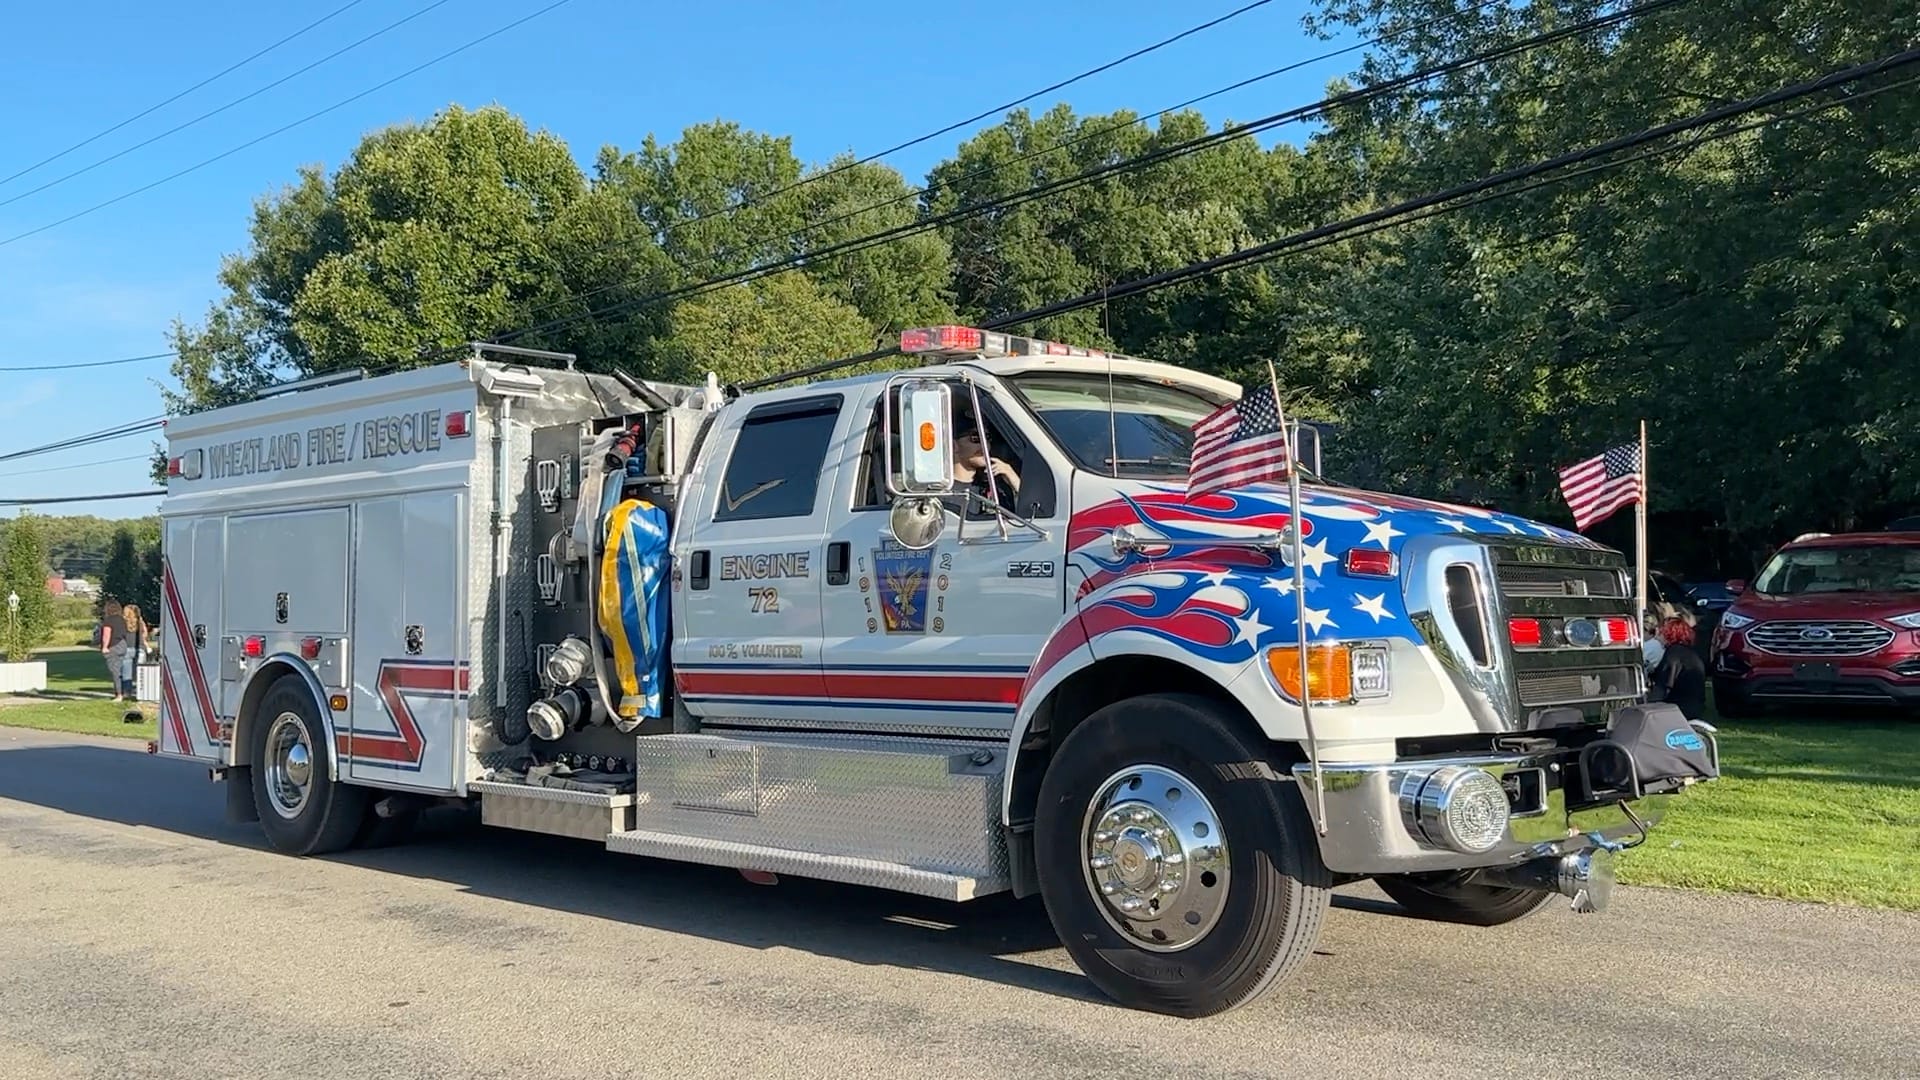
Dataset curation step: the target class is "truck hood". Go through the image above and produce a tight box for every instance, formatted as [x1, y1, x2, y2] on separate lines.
[1069, 480, 1602, 598]
[1729, 590, 1920, 621]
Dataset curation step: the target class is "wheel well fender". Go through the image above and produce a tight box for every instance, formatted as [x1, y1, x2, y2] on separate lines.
[1003, 653, 1263, 834]
[231, 656, 338, 780]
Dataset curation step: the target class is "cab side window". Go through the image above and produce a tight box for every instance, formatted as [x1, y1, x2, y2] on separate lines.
[714, 396, 841, 522]
[855, 385, 1055, 519]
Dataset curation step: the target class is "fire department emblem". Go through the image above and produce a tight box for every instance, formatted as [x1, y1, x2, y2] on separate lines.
[873, 540, 936, 635]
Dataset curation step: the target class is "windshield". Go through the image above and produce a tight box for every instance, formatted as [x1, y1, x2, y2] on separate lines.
[1752, 544, 1920, 596]
[1007, 373, 1224, 477]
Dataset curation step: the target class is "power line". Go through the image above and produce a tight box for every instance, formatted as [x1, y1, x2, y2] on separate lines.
[741, 48, 1920, 389]
[0, 0, 371, 189]
[500, 0, 1508, 338]
[1, 0, 457, 210]
[0, 0, 578, 248]
[0, 491, 164, 507]
[0, 453, 152, 479]
[0, 418, 166, 465]
[482, 0, 1686, 352]
[987, 47, 1920, 328]
[0, 352, 175, 373]
[76, 0, 1502, 392]
[632, 0, 1283, 245]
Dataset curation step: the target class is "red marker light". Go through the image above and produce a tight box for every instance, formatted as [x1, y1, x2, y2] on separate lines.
[1344, 548, 1398, 578]
[242, 636, 265, 659]
[1599, 617, 1635, 645]
[444, 411, 471, 438]
[166, 457, 184, 477]
[300, 637, 322, 660]
[1508, 618, 1543, 648]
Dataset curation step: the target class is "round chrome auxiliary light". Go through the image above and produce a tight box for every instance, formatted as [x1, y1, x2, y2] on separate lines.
[1399, 765, 1511, 853]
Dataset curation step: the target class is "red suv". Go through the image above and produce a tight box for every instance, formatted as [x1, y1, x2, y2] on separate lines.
[1712, 532, 1920, 715]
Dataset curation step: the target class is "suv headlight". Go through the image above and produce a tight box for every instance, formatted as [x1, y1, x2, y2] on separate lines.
[1720, 612, 1756, 630]
[1887, 612, 1920, 630]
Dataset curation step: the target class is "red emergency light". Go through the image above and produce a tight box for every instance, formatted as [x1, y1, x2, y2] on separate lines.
[444, 410, 471, 439]
[1343, 548, 1397, 578]
[1598, 617, 1636, 645]
[242, 636, 266, 659]
[166, 448, 203, 480]
[900, 326, 984, 354]
[300, 637, 323, 660]
[1507, 618, 1543, 649]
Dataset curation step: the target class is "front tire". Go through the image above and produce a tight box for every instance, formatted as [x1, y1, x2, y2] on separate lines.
[250, 675, 368, 855]
[1034, 693, 1331, 1018]
[1374, 872, 1555, 926]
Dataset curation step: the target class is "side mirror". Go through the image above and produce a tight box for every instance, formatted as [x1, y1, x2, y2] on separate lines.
[1696, 597, 1710, 608]
[886, 378, 955, 496]
[1726, 579, 1747, 594]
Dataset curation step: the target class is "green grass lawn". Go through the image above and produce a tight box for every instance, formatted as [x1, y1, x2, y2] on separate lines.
[1617, 699, 1920, 911]
[0, 647, 155, 741]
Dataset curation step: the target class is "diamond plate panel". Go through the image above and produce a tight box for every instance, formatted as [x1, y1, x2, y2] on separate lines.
[473, 780, 634, 841]
[625, 733, 1010, 893]
[606, 830, 990, 901]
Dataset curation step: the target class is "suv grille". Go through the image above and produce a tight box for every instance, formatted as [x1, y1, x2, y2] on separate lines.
[1747, 620, 1894, 657]
[1496, 563, 1628, 599]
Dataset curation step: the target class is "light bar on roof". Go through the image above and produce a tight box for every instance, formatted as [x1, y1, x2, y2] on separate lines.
[899, 325, 1114, 361]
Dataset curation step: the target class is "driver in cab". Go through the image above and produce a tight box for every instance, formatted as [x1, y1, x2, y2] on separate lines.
[952, 424, 1019, 512]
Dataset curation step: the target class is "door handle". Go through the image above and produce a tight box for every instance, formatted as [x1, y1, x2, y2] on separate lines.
[690, 550, 710, 591]
[826, 541, 851, 586]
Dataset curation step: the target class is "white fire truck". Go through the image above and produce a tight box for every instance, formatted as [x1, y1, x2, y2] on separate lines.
[158, 329, 1717, 1017]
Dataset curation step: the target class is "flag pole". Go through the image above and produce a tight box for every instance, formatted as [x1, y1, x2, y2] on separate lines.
[1270, 360, 1326, 836]
[1636, 420, 1649, 630]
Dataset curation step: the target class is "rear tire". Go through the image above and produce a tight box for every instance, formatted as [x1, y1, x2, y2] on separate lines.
[1374, 872, 1555, 926]
[1034, 693, 1331, 1018]
[250, 675, 368, 855]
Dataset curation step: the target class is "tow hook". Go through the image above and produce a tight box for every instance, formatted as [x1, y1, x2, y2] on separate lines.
[1474, 837, 1622, 913]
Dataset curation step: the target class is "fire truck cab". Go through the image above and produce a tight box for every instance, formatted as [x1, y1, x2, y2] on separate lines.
[159, 331, 1717, 1017]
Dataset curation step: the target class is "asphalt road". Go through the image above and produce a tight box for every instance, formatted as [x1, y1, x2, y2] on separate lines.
[1, 726, 1914, 1080]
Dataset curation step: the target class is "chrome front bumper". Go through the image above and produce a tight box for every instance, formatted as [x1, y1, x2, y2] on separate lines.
[1291, 752, 1675, 876]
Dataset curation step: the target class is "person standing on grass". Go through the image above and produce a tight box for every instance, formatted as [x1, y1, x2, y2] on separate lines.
[119, 603, 148, 702]
[1651, 616, 1707, 721]
[100, 598, 127, 702]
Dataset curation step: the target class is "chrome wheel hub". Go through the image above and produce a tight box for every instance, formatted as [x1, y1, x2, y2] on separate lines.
[1082, 764, 1230, 952]
[264, 712, 314, 820]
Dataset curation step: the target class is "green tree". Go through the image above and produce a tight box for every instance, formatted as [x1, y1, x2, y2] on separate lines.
[0, 515, 54, 661]
[99, 528, 142, 613]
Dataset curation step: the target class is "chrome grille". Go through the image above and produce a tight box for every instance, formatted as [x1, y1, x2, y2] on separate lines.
[1496, 563, 1627, 599]
[1517, 666, 1640, 707]
[1746, 620, 1894, 657]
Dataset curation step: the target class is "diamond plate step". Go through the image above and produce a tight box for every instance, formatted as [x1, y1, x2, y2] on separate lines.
[605, 828, 991, 901]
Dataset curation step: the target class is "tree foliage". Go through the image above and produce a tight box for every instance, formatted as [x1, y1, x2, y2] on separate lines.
[163, 2, 1920, 574]
[0, 515, 54, 660]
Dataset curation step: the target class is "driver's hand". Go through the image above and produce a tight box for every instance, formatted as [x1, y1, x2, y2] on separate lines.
[989, 460, 1020, 492]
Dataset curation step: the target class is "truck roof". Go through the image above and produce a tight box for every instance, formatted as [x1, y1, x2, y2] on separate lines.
[1782, 532, 1920, 549]
[744, 353, 1240, 405]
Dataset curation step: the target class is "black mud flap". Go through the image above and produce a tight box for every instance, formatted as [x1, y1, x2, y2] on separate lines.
[225, 765, 260, 824]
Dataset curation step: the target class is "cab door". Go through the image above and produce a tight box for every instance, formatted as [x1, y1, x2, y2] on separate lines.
[816, 377, 1068, 736]
[670, 393, 846, 726]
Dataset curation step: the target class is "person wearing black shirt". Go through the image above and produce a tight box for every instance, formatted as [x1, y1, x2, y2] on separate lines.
[953, 427, 1020, 512]
[1651, 617, 1707, 721]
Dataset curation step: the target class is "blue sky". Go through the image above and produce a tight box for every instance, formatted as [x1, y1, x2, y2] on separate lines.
[0, 0, 1354, 522]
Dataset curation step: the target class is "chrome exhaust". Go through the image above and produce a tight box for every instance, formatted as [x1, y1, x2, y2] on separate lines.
[1474, 848, 1616, 913]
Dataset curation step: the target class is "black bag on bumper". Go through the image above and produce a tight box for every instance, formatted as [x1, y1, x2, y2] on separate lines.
[1574, 703, 1719, 805]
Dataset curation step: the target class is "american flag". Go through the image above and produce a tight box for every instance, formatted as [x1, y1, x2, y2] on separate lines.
[1189, 383, 1293, 498]
[1557, 443, 1642, 530]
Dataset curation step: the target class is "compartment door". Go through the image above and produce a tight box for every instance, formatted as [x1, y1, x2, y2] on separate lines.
[348, 491, 467, 793]
[159, 516, 226, 761]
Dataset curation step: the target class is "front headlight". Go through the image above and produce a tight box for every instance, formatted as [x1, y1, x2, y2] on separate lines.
[1887, 612, 1920, 630]
[1721, 612, 1756, 630]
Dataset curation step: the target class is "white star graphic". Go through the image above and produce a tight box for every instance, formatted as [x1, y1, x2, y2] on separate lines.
[1353, 593, 1391, 623]
[1530, 520, 1561, 537]
[1437, 516, 1469, 532]
[1231, 611, 1271, 648]
[1360, 518, 1403, 549]
[1492, 519, 1525, 534]
[1301, 605, 1337, 635]
[1295, 537, 1336, 576]
[1199, 569, 1233, 587]
[1260, 576, 1295, 597]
